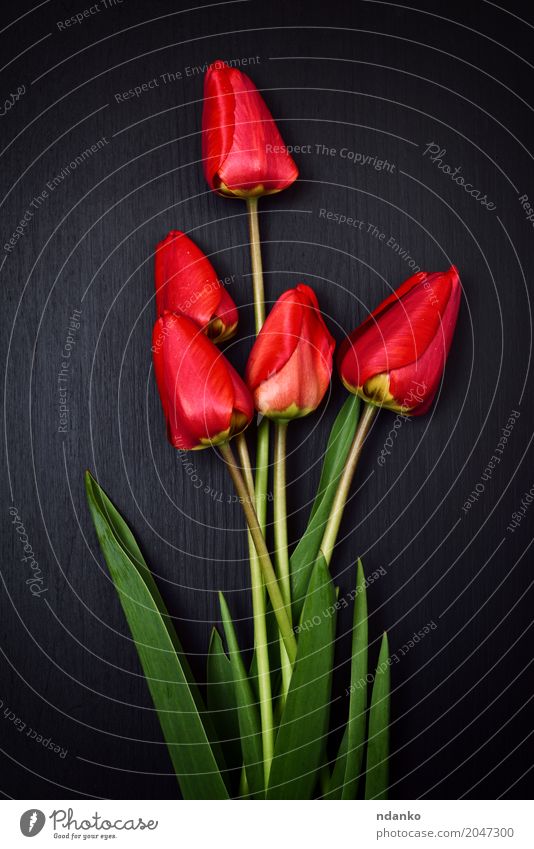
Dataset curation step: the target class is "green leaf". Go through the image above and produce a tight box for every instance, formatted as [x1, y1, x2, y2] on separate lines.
[326, 558, 368, 799]
[326, 723, 349, 799]
[248, 600, 280, 701]
[365, 632, 390, 800]
[343, 558, 368, 798]
[267, 555, 336, 799]
[219, 593, 264, 798]
[207, 628, 242, 783]
[290, 394, 360, 620]
[85, 471, 228, 800]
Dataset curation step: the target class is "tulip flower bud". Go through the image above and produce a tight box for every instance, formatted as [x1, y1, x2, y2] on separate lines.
[338, 266, 462, 416]
[246, 284, 335, 420]
[155, 230, 238, 343]
[152, 312, 253, 450]
[202, 60, 298, 198]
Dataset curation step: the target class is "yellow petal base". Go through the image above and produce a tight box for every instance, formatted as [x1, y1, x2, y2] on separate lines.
[342, 372, 413, 415]
[262, 402, 314, 421]
[217, 181, 283, 199]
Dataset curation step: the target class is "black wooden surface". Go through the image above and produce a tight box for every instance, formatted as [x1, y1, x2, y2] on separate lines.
[1, 0, 533, 800]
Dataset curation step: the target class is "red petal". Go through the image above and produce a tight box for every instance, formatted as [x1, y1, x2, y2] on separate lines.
[202, 61, 236, 190]
[369, 271, 426, 321]
[339, 268, 458, 390]
[202, 60, 298, 194]
[153, 313, 236, 448]
[216, 285, 239, 329]
[246, 287, 307, 389]
[254, 334, 333, 415]
[389, 266, 462, 414]
[297, 284, 335, 365]
[152, 316, 201, 449]
[339, 273, 426, 359]
[152, 317, 170, 426]
[154, 231, 225, 328]
[227, 361, 254, 422]
[247, 284, 335, 415]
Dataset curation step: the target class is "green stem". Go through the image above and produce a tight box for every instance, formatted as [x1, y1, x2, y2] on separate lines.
[245, 197, 275, 780]
[235, 432, 256, 503]
[244, 197, 275, 783]
[220, 441, 297, 664]
[320, 403, 378, 566]
[273, 420, 292, 701]
[235, 433, 274, 784]
[273, 421, 290, 605]
[246, 194, 270, 537]
[254, 418, 269, 534]
[246, 196, 266, 333]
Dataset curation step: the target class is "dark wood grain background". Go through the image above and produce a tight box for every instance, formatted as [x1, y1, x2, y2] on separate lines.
[1, 0, 533, 800]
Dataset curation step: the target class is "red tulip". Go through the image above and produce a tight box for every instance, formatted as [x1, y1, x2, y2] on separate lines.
[155, 230, 238, 343]
[338, 266, 462, 416]
[246, 284, 335, 419]
[152, 312, 253, 450]
[202, 60, 298, 198]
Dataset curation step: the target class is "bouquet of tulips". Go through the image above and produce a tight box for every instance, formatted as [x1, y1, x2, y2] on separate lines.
[86, 61, 462, 800]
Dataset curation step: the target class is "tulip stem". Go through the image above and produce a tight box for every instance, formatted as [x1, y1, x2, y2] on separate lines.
[245, 197, 270, 549]
[245, 199, 276, 781]
[246, 196, 265, 333]
[254, 418, 269, 532]
[220, 441, 297, 665]
[246, 194, 270, 538]
[235, 433, 256, 502]
[235, 432, 274, 784]
[246, 195, 278, 775]
[320, 402, 378, 566]
[273, 422, 290, 604]
[273, 420, 292, 702]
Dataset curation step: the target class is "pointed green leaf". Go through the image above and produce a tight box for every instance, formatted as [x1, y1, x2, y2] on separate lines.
[365, 632, 390, 800]
[85, 471, 228, 800]
[219, 593, 264, 798]
[342, 558, 368, 798]
[326, 723, 349, 799]
[308, 395, 361, 523]
[207, 628, 242, 784]
[290, 395, 360, 620]
[267, 555, 336, 799]
[325, 558, 368, 799]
